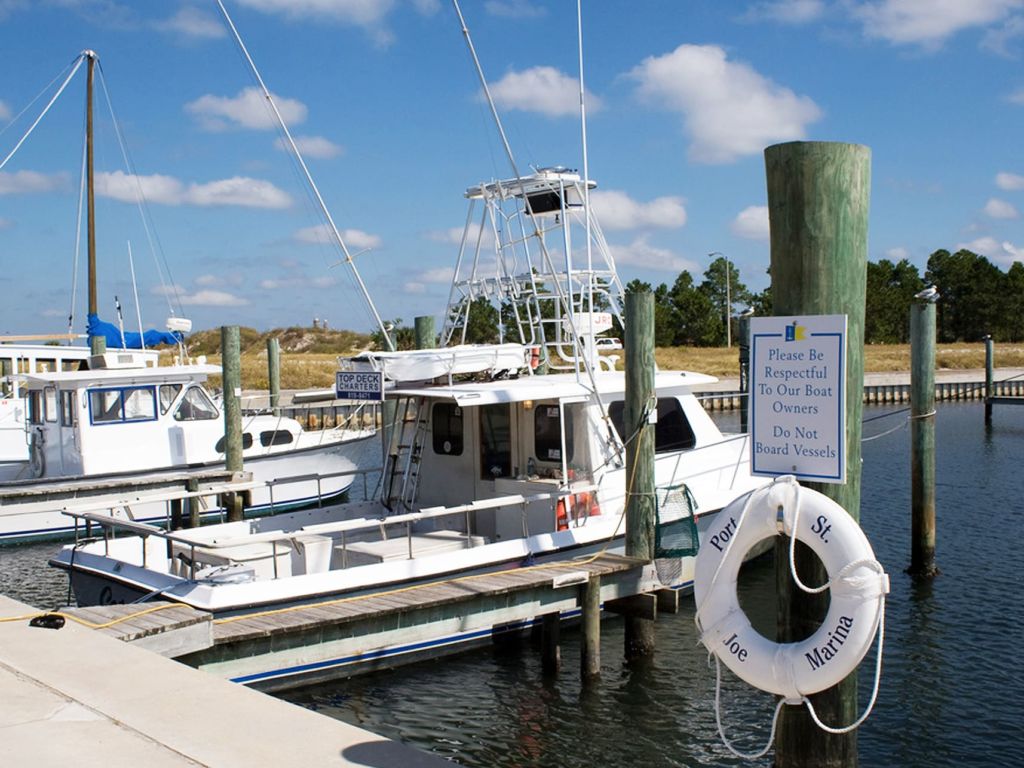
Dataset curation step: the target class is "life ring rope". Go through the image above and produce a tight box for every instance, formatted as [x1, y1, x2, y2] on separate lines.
[693, 476, 888, 758]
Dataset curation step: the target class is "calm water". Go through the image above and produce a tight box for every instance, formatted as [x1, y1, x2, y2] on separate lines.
[3, 403, 1022, 766]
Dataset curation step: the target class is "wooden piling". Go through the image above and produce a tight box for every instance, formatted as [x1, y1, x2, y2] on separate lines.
[267, 337, 281, 418]
[623, 291, 656, 660]
[580, 575, 601, 679]
[985, 335, 994, 425]
[909, 303, 938, 577]
[765, 141, 870, 767]
[221, 325, 244, 523]
[414, 316, 436, 350]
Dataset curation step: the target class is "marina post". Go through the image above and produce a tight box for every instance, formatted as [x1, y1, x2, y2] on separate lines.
[414, 316, 436, 350]
[909, 303, 938, 577]
[221, 325, 244, 522]
[765, 141, 870, 767]
[267, 337, 281, 418]
[624, 290, 656, 659]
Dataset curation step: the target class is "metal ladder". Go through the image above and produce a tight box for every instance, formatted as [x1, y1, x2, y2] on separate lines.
[385, 396, 430, 512]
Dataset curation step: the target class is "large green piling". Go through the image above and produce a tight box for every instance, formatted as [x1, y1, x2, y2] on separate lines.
[909, 303, 938, 577]
[221, 325, 244, 523]
[267, 337, 281, 418]
[765, 141, 870, 767]
[414, 316, 436, 350]
[623, 290, 656, 659]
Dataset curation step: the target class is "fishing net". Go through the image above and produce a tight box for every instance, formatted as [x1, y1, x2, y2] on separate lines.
[655, 483, 699, 558]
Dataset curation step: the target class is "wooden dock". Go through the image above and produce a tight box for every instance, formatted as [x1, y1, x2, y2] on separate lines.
[179, 552, 657, 692]
[60, 601, 212, 657]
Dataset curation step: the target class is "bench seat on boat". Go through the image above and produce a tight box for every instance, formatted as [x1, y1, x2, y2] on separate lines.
[333, 529, 487, 568]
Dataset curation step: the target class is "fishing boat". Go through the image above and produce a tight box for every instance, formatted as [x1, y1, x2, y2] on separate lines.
[0, 51, 376, 543]
[50, 166, 761, 686]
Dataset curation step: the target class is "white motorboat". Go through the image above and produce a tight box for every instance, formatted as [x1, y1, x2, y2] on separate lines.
[51, 167, 760, 684]
[1, 349, 376, 543]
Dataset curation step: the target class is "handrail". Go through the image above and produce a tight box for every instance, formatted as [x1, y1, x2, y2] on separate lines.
[63, 484, 600, 552]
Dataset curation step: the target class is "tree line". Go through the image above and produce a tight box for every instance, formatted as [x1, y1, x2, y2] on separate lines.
[373, 249, 1024, 348]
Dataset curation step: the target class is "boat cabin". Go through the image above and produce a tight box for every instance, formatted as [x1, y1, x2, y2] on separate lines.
[18, 352, 305, 478]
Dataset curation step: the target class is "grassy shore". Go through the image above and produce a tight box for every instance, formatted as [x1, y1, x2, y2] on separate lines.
[181, 336, 1024, 391]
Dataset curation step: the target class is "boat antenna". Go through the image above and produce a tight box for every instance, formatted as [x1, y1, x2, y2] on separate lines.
[577, 0, 595, 372]
[214, 0, 394, 351]
[127, 241, 146, 350]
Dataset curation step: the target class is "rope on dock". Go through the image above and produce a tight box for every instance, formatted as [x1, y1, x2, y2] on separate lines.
[0, 601, 183, 630]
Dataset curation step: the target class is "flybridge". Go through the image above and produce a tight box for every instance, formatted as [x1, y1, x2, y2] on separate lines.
[465, 167, 596, 216]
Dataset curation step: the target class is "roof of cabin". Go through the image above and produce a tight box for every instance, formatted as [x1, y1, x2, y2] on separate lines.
[390, 370, 717, 406]
[21, 364, 221, 389]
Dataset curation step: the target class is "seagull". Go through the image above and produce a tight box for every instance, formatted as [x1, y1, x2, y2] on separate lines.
[737, 306, 755, 318]
[914, 285, 939, 303]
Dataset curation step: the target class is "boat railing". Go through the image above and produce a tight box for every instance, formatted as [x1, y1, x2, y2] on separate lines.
[264, 464, 383, 509]
[62, 483, 599, 581]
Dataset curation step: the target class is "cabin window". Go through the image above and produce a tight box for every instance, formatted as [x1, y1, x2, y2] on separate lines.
[43, 386, 58, 423]
[88, 386, 158, 425]
[216, 433, 254, 453]
[260, 430, 293, 447]
[534, 404, 574, 463]
[432, 403, 463, 456]
[174, 386, 218, 421]
[159, 384, 182, 414]
[60, 391, 75, 427]
[608, 398, 696, 453]
[28, 391, 42, 424]
[479, 403, 512, 479]
[1, 358, 12, 396]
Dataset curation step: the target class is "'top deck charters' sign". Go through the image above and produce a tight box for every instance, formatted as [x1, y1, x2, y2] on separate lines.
[749, 315, 847, 484]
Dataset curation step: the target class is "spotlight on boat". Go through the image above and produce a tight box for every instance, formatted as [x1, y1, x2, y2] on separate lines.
[166, 316, 193, 333]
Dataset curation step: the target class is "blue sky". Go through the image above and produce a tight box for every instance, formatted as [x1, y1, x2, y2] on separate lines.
[2, 0, 1023, 337]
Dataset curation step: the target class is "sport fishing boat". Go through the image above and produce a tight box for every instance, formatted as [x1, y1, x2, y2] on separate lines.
[50, 167, 761, 684]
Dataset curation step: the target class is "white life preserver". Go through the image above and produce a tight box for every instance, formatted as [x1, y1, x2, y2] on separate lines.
[694, 475, 888, 700]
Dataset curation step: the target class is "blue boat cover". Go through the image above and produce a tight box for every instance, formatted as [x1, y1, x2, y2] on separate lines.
[86, 313, 182, 349]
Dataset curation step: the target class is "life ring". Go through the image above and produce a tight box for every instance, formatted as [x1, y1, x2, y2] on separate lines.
[694, 475, 888, 700]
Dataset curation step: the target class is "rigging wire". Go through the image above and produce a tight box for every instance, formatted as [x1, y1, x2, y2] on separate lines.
[214, 0, 394, 350]
[68, 118, 88, 337]
[94, 62, 182, 319]
[0, 54, 85, 171]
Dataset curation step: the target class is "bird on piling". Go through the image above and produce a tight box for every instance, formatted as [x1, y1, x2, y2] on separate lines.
[915, 284, 940, 302]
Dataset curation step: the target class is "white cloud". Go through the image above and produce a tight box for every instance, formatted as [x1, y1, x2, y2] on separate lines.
[730, 205, 770, 240]
[426, 223, 495, 248]
[235, 0, 397, 45]
[402, 281, 427, 294]
[851, 0, 1021, 48]
[179, 289, 248, 307]
[96, 171, 292, 209]
[416, 266, 455, 283]
[489, 66, 602, 118]
[985, 197, 1019, 219]
[275, 135, 343, 159]
[629, 44, 822, 164]
[186, 86, 307, 131]
[156, 7, 225, 39]
[0, 170, 69, 195]
[260, 274, 337, 290]
[294, 224, 381, 249]
[983, 13, 1024, 55]
[194, 274, 222, 286]
[485, 0, 547, 18]
[608, 236, 698, 272]
[0, 100, 10, 121]
[1009, 87, 1024, 104]
[741, 0, 825, 24]
[886, 246, 910, 260]
[996, 171, 1024, 190]
[589, 190, 686, 230]
[957, 235, 1024, 266]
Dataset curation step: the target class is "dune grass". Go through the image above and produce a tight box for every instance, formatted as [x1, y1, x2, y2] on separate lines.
[168, 339, 1024, 391]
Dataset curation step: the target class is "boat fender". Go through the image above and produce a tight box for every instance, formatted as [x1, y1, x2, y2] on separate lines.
[529, 346, 540, 370]
[555, 497, 569, 531]
[694, 475, 888, 700]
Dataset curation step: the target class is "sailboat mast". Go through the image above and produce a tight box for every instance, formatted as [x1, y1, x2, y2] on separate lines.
[84, 50, 103, 355]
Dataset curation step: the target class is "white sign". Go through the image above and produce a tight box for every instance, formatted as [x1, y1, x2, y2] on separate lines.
[335, 371, 384, 402]
[749, 315, 847, 484]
